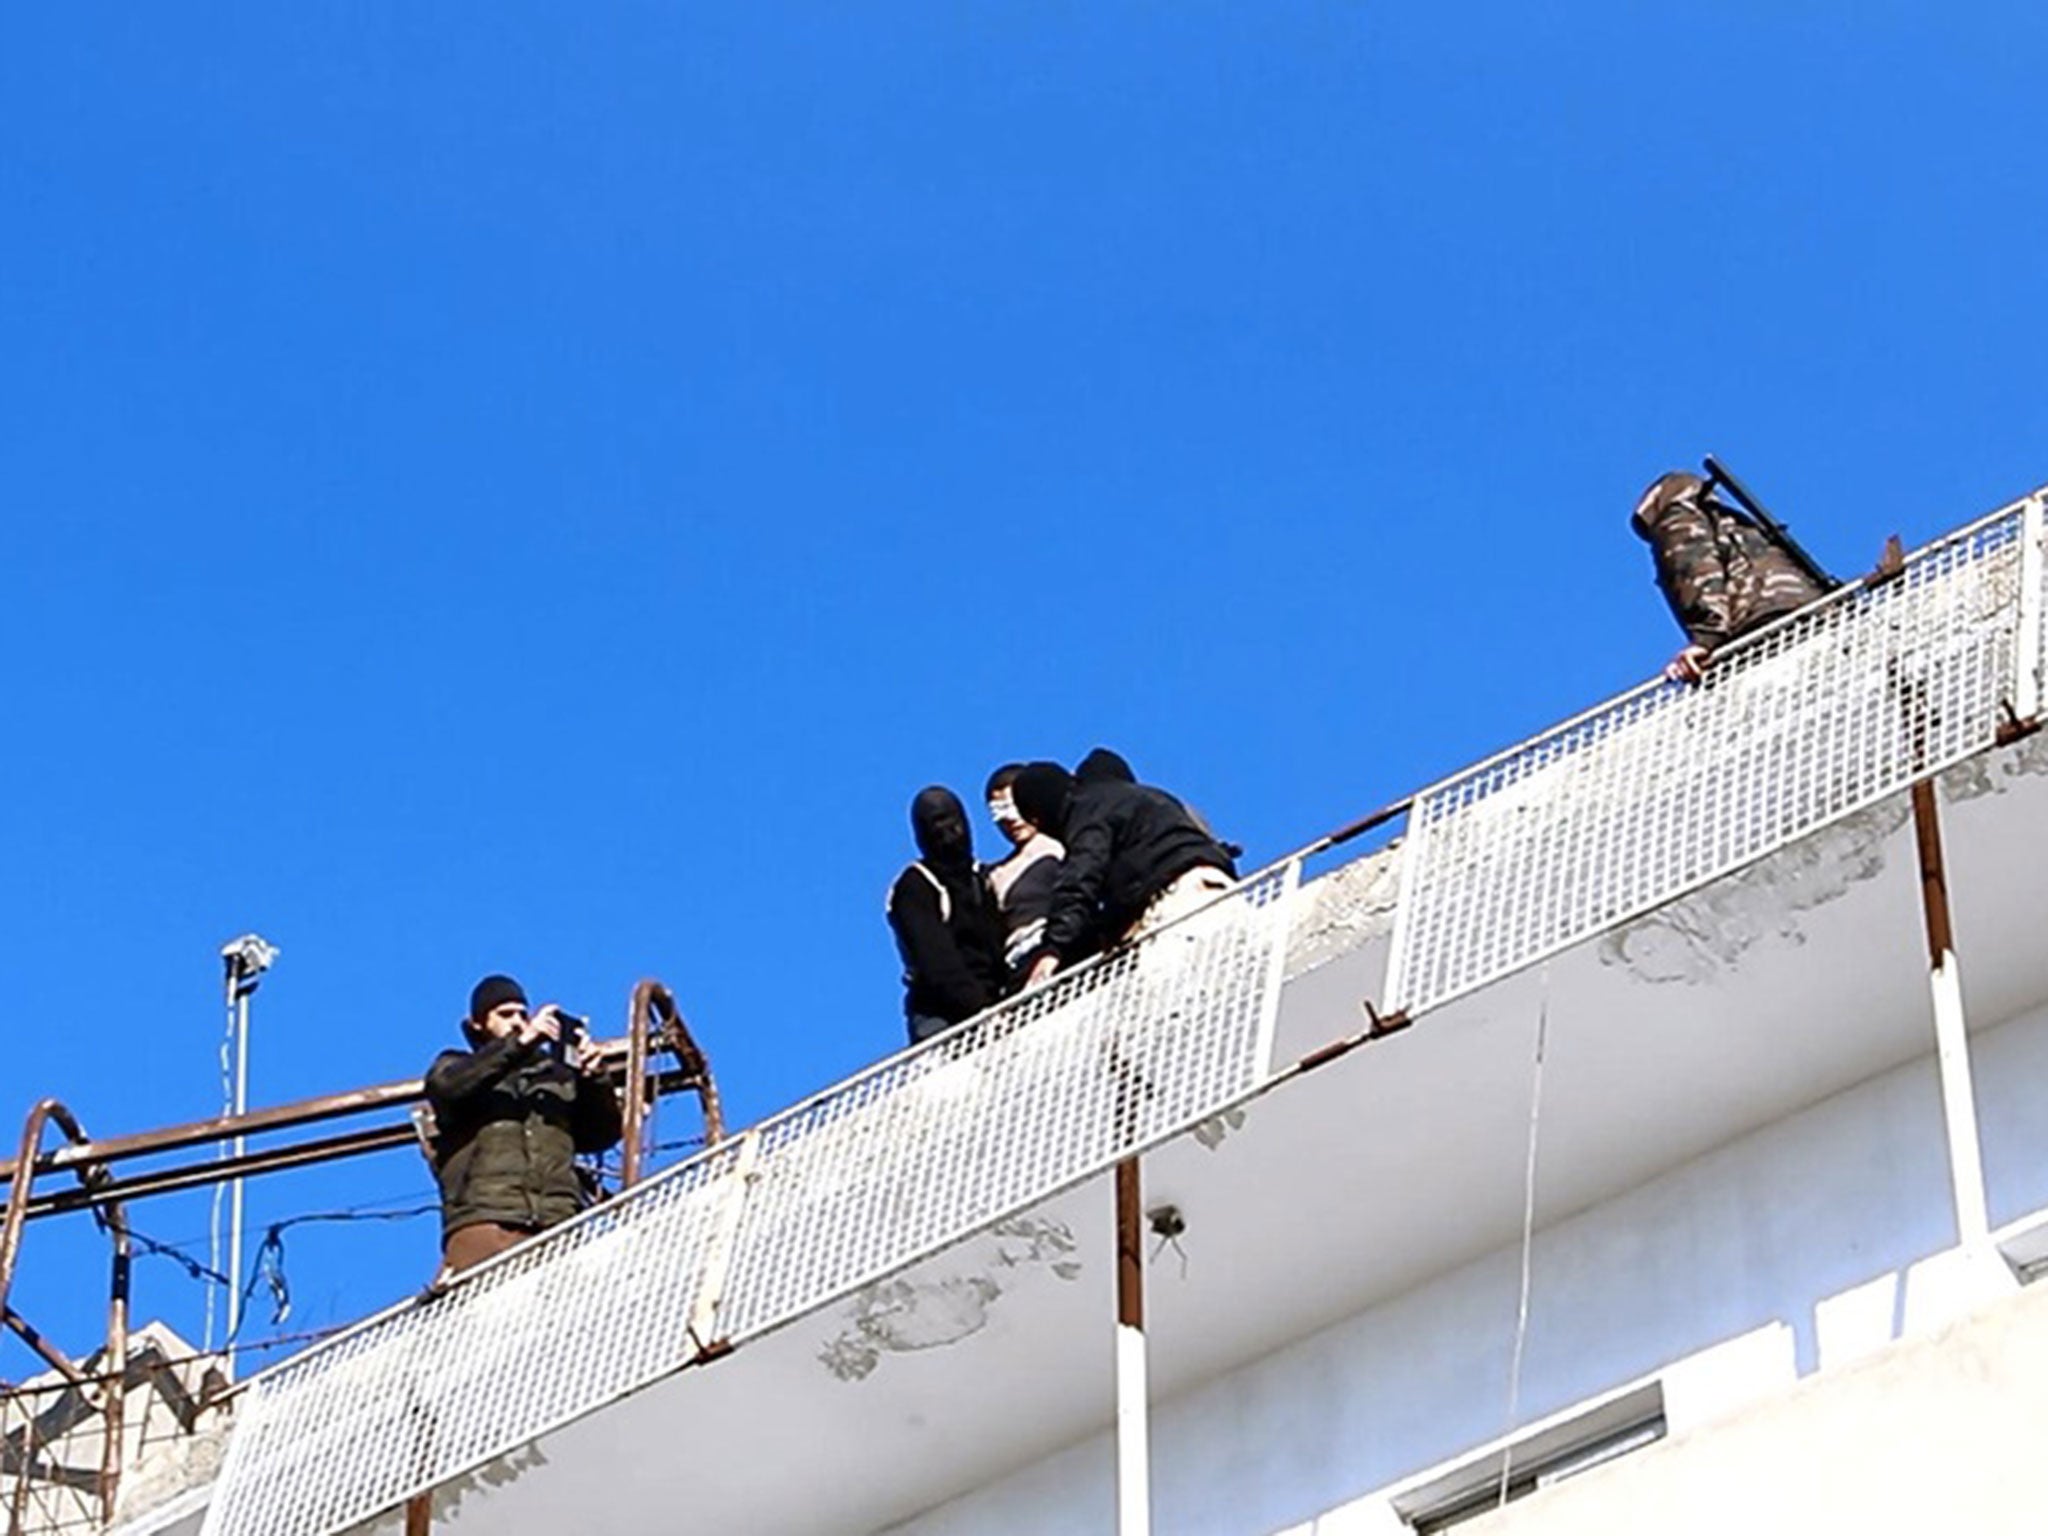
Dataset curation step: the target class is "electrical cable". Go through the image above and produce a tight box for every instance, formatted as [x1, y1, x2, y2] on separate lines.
[131, 1227, 232, 1289]
[205, 987, 236, 1354]
[223, 1204, 438, 1343]
[1496, 962, 1550, 1512]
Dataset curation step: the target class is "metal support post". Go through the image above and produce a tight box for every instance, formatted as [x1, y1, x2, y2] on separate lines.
[624, 980, 724, 1187]
[217, 934, 277, 1377]
[100, 1201, 132, 1524]
[623, 984, 654, 1189]
[1114, 1157, 1150, 1536]
[688, 1131, 760, 1357]
[0, 1098, 133, 1526]
[1909, 782, 1990, 1249]
[226, 979, 248, 1360]
[2017, 494, 2045, 725]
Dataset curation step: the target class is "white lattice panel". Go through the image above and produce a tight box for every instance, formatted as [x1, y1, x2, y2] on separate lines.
[203, 1139, 744, 1536]
[1385, 504, 2035, 1016]
[201, 862, 1298, 1536]
[720, 860, 1299, 1338]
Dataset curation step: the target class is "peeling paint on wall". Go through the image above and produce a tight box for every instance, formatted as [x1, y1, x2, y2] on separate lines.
[1598, 797, 1909, 984]
[432, 1439, 550, 1523]
[1285, 847, 1399, 979]
[1600, 733, 2048, 985]
[1942, 726, 2048, 804]
[1191, 1105, 1248, 1151]
[816, 1218, 1081, 1383]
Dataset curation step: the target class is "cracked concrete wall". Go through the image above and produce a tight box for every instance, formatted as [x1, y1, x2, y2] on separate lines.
[1601, 731, 2048, 986]
[877, 993, 2048, 1536]
[816, 1218, 1084, 1385]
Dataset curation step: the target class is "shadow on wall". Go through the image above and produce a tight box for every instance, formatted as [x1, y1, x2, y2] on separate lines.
[1207, 1018, 2044, 1536]
[1247, 1005, 2048, 1536]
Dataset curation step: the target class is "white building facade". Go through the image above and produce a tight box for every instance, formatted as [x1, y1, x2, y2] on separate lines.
[105, 482, 2048, 1536]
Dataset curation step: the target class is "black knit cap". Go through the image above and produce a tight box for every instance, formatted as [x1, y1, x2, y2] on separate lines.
[468, 973, 528, 1023]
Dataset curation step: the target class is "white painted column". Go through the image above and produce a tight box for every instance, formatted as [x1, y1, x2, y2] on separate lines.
[1929, 950, 1989, 1246]
[1115, 1158, 1150, 1536]
[2015, 493, 2044, 724]
[1909, 783, 1991, 1253]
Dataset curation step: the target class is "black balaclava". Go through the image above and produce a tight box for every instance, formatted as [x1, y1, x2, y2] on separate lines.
[1075, 747, 1136, 785]
[1010, 762, 1076, 840]
[911, 786, 975, 872]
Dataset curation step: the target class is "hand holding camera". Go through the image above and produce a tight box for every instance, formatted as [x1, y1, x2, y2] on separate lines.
[516, 1003, 600, 1074]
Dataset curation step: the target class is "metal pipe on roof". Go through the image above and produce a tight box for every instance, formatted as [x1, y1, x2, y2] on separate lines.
[21, 1125, 423, 1220]
[623, 984, 652, 1188]
[0, 1081, 429, 1183]
[2, 1306, 87, 1386]
[0, 1100, 94, 1324]
[100, 1193, 132, 1524]
[219, 936, 278, 1381]
[4, 1048, 718, 1221]
[0, 1098, 136, 1528]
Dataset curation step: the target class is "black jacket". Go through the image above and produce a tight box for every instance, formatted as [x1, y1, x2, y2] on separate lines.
[886, 863, 1008, 1025]
[1043, 779, 1238, 961]
[424, 1037, 623, 1243]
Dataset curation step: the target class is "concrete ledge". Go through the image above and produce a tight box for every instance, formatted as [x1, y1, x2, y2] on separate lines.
[1457, 1274, 2048, 1534]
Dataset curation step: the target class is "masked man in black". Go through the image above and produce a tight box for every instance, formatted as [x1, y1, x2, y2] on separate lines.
[424, 974, 623, 1280]
[1013, 754, 1238, 985]
[886, 786, 1008, 1045]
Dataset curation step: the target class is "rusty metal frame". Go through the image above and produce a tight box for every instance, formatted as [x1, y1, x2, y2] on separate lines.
[1, 1043, 718, 1224]
[1, 979, 720, 1534]
[0, 1100, 131, 1529]
[622, 979, 723, 1187]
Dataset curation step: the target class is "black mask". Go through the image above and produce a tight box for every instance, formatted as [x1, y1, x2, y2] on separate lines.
[1010, 762, 1076, 840]
[911, 786, 974, 871]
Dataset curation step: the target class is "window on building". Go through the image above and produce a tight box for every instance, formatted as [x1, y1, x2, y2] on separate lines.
[1394, 1384, 1665, 1534]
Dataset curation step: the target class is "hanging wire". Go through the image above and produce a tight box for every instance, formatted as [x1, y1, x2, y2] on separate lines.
[131, 1228, 232, 1289]
[1497, 961, 1550, 1511]
[224, 1203, 439, 1343]
[1, 1197, 441, 1412]
[205, 989, 237, 1353]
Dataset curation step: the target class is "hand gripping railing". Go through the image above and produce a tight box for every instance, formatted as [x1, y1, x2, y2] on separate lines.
[1383, 490, 2048, 1018]
[199, 861, 1301, 1536]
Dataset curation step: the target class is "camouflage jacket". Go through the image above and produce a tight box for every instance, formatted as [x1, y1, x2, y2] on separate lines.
[1636, 494, 1825, 651]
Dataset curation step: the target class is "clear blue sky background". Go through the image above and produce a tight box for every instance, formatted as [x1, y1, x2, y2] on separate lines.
[5, 3, 2045, 1379]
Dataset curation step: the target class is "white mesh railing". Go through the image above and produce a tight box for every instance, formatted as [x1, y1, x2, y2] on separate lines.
[721, 866, 1295, 1336]
[199, 486, 2048, 1536]
[1384, 492, 2048, 1017]
[200, 1140, 744, 1536]
[200, 861, 1300, 1536]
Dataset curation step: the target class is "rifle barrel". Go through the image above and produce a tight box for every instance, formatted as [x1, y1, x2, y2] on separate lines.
[1701, 454, 1840, 591]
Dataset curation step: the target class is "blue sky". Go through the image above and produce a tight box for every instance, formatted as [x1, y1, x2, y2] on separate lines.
[5, 3, 2046, 1375]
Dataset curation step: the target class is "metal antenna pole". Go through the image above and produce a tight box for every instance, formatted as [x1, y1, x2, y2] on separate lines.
[218, 934, 278, 1376]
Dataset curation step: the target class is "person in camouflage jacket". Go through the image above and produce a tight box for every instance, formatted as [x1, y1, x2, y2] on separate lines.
[1633, 470, 1826, 683]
